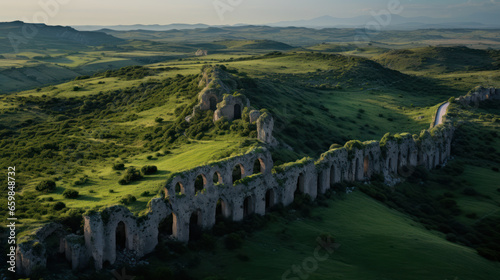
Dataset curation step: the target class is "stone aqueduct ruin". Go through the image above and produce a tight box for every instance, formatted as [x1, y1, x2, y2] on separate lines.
[15, 83, 500, 275]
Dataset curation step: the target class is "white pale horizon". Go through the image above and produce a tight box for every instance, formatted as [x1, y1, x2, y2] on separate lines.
[0, 0, 498, 26]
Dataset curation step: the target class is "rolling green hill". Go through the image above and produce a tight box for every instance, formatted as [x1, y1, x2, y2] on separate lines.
[0, 21, 123, 53]
[1, 27, 500, 279]
[374, 46, 500, 73]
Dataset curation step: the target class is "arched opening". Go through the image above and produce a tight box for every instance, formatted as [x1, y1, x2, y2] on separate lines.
[253, 158, 265, 175]
[330, 165, 336, 186]
[174, 182, 184, 194]
[388, 158, 393, 172]
[295, 173, 305, 195]
[317, 172, 322, 194]
[363, 156, 369, 177]
[234, 104, 242, 120]
[44, 231, 69, 270]
[243, 196, 255, 217]
[407, 149, 412, 167]
[189, 211, 202, 241]
[213, 172, 222, 185]
[194, 174, 206, 193]
[209, 96, 217, 111]
[116, 221, 127, 251]
[158, 213, 173, 237]
[354, 158, 360, 180]
[216, 198, 231, 222]
[232, 164, 244, 185]
[265, 189, 275, 210]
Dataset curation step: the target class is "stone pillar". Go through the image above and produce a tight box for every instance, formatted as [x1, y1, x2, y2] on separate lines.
[84, 214, 104, 270]
[255, 192, 266, 216]
[173, 212, 190, 243]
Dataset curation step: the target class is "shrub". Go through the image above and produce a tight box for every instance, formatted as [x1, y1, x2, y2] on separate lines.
[63, 189, 79, 199]
[141, 165, 158, 175]
[236, 253, 250, 262]
[112, 163, 125, 170]
[36, 180, 56, 193]
[119, 167, 143, 184]
[155, 117, 164, 123]
[140, 191, 150, 197]
[439, 198, 457, 209]
[463, 188, 479, 196]
[119, 194, 137, 205]
[477, 247, 498, 261]
[53, 202, 66, 210]
[224, 233, 243, 250]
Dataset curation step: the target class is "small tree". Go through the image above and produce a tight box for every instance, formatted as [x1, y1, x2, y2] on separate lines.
[36, 180, 56, 193]
[63, 189, 79, 199]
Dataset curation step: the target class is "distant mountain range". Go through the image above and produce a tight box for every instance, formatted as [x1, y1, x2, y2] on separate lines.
[72, 15, 500, 32]
[74, 23, 211, 31]
[0, 21, 123, 53]
[267, 15, 500, 30]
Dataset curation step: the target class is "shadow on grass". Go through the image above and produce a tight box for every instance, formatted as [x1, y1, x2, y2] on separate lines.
[75, 194, 103, 202]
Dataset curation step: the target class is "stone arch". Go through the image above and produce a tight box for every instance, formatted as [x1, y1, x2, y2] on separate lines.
[354, 157, 360, 181]
[189, 210, 202, 241]
[115, 221, 127, 251]
[174, 182, 184, 194]
[43, 227, 68, 270]
[253, 158, 266, 175]
[317, 171, 323, 194]
[295, 173, 305, 195]
[213, 171, 223, 185]
[265, 189, 276, 211]
[243, 195, 255, 217]
[209, 96, 217, 111]
[232, 164, 244, 185]
[234, 103, 242, 120]
[330, 164, 336, 186]
[216, 197, 231, 221]
[158, 213, 173, 237]
[363, 156, 369, 177]
[194, 174, 207, 193]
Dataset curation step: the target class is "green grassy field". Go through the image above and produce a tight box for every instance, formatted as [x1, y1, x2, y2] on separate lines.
[153, 192, 500, 280]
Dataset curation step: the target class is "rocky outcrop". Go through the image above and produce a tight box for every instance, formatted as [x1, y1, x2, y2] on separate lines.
[188, 67, 236, 121]
[255, 110, 278, 146]
[195, 49, 208, 56]
[456, 86, 500, 105]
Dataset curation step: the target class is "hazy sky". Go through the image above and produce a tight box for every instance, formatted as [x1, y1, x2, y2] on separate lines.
[1, 0, 499, 26]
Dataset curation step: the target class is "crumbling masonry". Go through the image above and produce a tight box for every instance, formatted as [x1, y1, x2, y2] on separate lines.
[15, 86, 500, 275]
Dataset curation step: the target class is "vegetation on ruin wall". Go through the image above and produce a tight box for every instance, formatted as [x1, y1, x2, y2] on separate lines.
[0, 66, 260, 234]
[359, 100, 500, 263]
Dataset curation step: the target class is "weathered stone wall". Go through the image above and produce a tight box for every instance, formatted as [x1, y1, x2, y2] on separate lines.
[456, 86, 500, 105]
[15, 87, 497, 276]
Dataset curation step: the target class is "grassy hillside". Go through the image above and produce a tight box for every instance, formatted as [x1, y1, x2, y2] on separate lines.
[184, 192, 500, 280]
[102, 26, 500, 49]
[1, 35, 500, 279]
[0, 21, 123, 53]
[374, 46, 500, 73]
